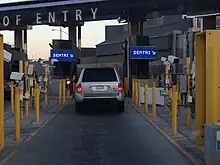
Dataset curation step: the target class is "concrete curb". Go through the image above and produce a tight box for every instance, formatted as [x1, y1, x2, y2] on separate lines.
[131, 103, 200, 165]
[0, 102, 66, 165]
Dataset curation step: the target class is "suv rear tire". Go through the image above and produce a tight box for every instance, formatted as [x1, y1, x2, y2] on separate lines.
[117, 101, 124, 112]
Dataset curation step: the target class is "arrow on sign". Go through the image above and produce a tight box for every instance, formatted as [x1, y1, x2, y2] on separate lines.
[70, 54, 73, 57]
[152, 51, 156, 55]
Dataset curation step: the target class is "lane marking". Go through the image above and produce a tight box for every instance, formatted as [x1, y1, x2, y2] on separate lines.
[0, 104, 65, 165]
[131, 104, 200, 165]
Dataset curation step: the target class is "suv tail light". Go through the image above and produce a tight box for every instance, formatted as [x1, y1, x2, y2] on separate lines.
[118, 83, 123, 93]
[76, 84, 82, 93]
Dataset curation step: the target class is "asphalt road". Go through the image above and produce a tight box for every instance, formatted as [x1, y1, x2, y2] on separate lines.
[4, 101, 192, 165]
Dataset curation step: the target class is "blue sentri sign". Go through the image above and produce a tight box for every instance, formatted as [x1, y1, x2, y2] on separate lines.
[130, 46, 157, 59]
[50, 49, 75, 61]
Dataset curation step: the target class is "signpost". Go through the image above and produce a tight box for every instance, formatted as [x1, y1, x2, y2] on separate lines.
[50, 49, 75, 61]
[130, 46, 156, 59]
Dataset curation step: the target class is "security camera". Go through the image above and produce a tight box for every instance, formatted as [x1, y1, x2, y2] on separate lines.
[160, 57, 167, 62]
[4, 50, 12, 62]
[168, 55, 179, 64]
[51, 59, 58, 65]
[10, 72, 25, 81]
[117, 16, 121, 22]
[163, 61, 170, 66]
[181, 14, 187, 19]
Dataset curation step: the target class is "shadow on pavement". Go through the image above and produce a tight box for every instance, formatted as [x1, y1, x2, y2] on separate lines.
[67, 102, 122, 116]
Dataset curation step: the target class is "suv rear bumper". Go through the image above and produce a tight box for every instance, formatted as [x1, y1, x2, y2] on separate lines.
[75, 93, 124, 103]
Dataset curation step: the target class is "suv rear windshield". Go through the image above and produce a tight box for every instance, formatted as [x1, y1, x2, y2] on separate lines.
[82, 68, 117, 82]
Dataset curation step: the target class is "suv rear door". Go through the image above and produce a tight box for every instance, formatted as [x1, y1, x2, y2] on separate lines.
[81, 68, 120, 97]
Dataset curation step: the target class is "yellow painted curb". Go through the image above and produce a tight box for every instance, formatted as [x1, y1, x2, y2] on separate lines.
[132, 104, 200, 165]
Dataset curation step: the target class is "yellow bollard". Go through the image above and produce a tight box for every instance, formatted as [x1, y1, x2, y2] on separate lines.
[20, 89, 24, 120]
[31, 82, 34, 97]
[0, 34, 4, 150]
[62, 79, 66, 103]
[19, 61, 23, 73]
[33, 79, 36, 110]
[45, 79, 48, 106]
[27, 80, 30, 105]
[10, 81, 15, 113]
[137, 79, 141, 106]
[152, 80, 156, 120]
[133, 79, 135, 104]
[145, 80, 148, 113]
[15, 87, 20, 141]
[59, 80, 62, 105]
[35, 83, 40, 122]
[172, 85, 177, 136]
[24, 91, 29, 117]
[132, 79, 135, 103]
[44, 65, 49, 106]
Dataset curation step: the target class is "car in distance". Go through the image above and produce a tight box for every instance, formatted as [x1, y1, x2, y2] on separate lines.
[75, 67, 124, 113]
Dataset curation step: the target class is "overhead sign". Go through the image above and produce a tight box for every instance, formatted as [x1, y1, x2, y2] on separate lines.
[130, 46, 157, 59]
[50, 49, 75, 61]
[0, 7, 98, 28]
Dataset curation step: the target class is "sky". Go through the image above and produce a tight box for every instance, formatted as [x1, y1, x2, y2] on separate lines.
[1, 20, 120, 59]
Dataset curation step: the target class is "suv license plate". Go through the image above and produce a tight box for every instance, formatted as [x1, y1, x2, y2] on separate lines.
[93, 86, 107, 91]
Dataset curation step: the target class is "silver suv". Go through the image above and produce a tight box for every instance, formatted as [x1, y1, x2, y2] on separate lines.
[75, 67, 124, 112]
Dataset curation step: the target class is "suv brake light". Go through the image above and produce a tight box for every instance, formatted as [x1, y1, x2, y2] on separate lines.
[118, 83, 123, 93]
[76, 84, 82, 92]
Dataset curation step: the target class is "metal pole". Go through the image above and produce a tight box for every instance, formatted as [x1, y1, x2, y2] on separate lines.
[127, 14, 131, 96]
[60, 26, 62, 40]
[35, 83, 40, 122]
[78, 26, 81, 51]
[172, 84, 177, 136]
[15, 87, 20, 142]
[165, 64, 169, 111]
[59, 79, 62, 107]
[152, 80, 156, 120]
[11, 81, 15, 113]
[62, 79, 66, 103]
[44, 64, 48, 106]
[0, 34, 4, 149]
[24, 61, 28, 117]
[19, 61, 24, 119]
[186, 57, 191, 126]
[134, 79, 138, 105]
[145, 80, 148, 113]
[132, 78, 134, 103]
[137, 79, 140, 106]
